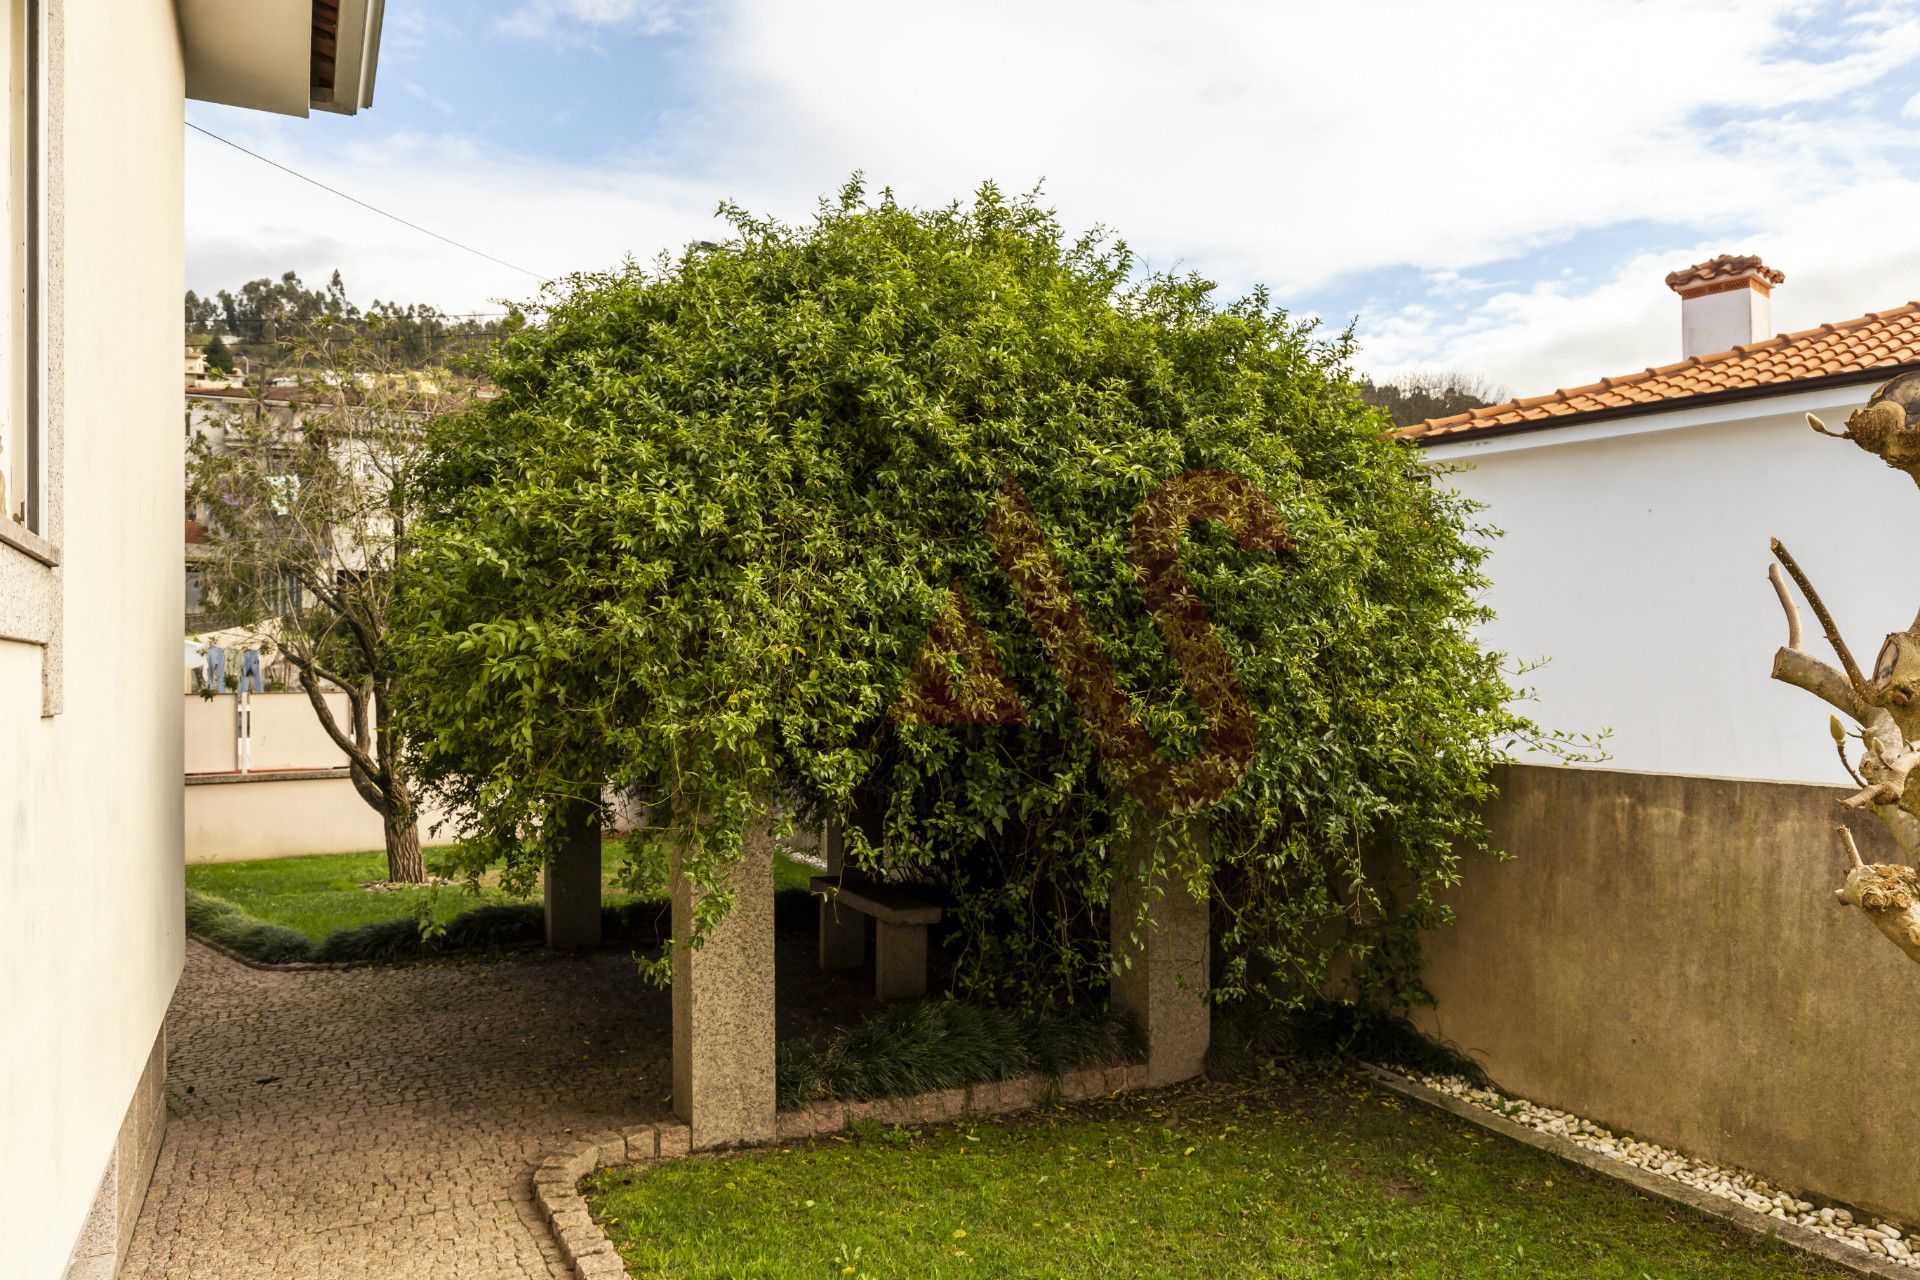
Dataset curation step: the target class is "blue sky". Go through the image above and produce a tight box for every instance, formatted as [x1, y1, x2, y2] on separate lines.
[186, 0, 1920, 398]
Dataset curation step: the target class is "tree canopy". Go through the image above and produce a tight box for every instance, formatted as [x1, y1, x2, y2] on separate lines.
[1357, 371, 1504, 428]
[396, 182, 1557, 1010]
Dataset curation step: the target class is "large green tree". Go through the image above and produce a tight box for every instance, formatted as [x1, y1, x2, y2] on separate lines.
[397, 182, 1564, 1008]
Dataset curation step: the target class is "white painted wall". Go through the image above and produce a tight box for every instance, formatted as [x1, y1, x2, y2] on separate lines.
[180, 693, 459, 861]
[1428, 382, 1920, 786]
[185, 775, 458, 863]
[0, 2, 188, 1276]
[183, 689, 361, 774]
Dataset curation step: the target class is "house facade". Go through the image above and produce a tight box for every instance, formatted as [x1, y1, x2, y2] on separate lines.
[1411, 258, 1920, 784]
[1401, 257, 1920, 1224]
[0, 4, 385, 1277]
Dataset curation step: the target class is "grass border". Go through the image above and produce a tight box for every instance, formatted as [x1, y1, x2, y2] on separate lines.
[532, 1064, 1149, 1279]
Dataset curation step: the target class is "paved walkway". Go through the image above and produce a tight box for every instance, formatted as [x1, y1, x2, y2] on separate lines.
[124, 935, 875, 1279]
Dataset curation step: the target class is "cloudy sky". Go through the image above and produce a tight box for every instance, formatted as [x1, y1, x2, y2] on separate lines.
[186, 0, 1920, 400]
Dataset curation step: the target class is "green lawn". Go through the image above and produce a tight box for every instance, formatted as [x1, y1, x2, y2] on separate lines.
[185, 837, 819, 942]
[583, 1076, 1848, 1280]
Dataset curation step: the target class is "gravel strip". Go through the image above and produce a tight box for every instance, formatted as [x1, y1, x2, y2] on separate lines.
[1408, 1069, 1916, 1267]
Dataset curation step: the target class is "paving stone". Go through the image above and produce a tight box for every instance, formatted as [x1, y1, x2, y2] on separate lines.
[121, 933, 878, 1279]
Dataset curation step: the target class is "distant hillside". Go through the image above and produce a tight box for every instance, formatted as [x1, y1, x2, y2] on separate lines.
[1357, 371, 1505, 428]
[186, 269, 519, 371]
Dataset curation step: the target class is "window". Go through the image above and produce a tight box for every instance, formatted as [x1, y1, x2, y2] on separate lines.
[0, 0, 40, 541]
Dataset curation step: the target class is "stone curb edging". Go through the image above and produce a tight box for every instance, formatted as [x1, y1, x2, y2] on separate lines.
[529, 1064, 1150, 1279]
[186, 933, 363, 973]
[1362, 1064, 1909, 1280]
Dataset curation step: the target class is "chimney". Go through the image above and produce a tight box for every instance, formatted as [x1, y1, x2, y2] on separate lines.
[1664, 254, 1784, 359]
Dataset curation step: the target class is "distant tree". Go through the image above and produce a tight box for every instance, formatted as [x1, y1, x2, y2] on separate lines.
[203, 334, 235, 375]
[184, 290, 221, 335]
[186, 271, 516, 372]
[188, 326, 472, 883]
[1357, 370, 1505, 428]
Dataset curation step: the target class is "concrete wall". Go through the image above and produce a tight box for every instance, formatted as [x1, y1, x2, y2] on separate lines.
[0, 3, 189, 1276]
[1417, 762, 1920, 1223]
[183, 692, 457, 861]
[1426, 382, 1920, 786]
[186, 775, 458, 863]
[184, 689, 366, 774]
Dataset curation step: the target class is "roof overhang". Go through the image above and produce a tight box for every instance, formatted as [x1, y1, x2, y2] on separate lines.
[1408, 364, 1918, 453]
[1417, 375, 1908, 463]
[180, 0, 385, 118]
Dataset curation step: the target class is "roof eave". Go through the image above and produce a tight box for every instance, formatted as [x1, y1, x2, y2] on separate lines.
[1406, 363, 1920, 448]
[181, 0, 384, 118]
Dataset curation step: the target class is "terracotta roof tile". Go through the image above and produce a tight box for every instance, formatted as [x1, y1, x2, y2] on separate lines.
[1401, 301, 1920, 443]
[1664, 253, 1784, 291]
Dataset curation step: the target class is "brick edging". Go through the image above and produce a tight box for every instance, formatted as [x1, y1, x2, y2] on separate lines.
[530, 1064, 1149, 1279]
[1362, 1064, 1911, 1279]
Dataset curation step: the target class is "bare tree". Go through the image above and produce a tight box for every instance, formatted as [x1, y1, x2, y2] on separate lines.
[1768, 370, 1920, 961]
[188, 328, 469, 883]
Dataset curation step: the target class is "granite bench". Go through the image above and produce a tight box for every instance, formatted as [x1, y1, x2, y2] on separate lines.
[811, 875, 942, 1000]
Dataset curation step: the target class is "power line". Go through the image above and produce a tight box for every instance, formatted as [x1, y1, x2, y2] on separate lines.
[186, 122, 548, 283]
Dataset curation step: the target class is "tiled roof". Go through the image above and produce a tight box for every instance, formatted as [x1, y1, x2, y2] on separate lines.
[1664, 254, 1783, 292]
[1402, 301, 1920, 443]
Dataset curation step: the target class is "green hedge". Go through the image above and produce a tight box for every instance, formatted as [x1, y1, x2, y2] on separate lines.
[776, 1001, 1143, 1110]
[184, 887, 668, 965]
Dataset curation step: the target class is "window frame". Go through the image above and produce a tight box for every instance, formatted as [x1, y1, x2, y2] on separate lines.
[0, 0, 45, 566]
[0, 0, 58, 720]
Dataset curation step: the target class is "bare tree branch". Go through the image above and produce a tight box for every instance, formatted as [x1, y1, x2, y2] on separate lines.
[1771, 539, 1870, 698]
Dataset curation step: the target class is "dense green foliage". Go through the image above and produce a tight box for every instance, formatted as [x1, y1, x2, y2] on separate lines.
[583, 1076, 1846, 1280]
[398, 182, 1559, 1009]
[776, 1002, 1143, 1110]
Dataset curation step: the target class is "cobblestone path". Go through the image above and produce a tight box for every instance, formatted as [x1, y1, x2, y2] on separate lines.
[124, 936, 873, 1279]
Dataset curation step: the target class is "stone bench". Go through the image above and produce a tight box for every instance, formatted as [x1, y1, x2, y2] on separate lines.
[811, 875, 942, 1000]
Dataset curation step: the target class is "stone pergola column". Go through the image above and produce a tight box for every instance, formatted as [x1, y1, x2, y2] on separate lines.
[1110, 818, 1211, 1086]
[816, 819, 864, 970]
[543, 801, 602, 949]
[672, 805, 776, 1150]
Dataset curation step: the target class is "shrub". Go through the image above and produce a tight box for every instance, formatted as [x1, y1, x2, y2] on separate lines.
[183, 889, 673, 966]
[398, 181, 1571, 1012]
[186, 889, 316, 964]
[776, 1001, 1143, 1110]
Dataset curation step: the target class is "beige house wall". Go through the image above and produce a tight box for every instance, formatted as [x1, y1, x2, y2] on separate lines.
[0, 3, 189, 1276]
[1417, 763, 1920, 1224]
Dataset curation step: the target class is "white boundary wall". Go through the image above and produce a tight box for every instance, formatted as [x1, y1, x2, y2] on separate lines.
[1426, 381, 1920, 786]
[183, 692, 457, 862]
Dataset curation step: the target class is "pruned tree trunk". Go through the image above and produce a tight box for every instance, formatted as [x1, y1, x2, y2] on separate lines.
[1769, 371, 1920, 964]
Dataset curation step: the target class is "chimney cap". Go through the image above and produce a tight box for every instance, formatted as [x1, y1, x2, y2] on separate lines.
[1665, 254, 1784, 294]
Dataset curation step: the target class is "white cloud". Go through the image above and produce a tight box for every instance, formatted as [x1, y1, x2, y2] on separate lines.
[1358, 176, 1920, 395]
[496, 0, 678, 45]
[188, 0, 1920, 396]
[399, 81, 454, 116]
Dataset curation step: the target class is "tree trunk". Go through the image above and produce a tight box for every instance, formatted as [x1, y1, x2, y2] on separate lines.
[383, 790, 426, 884]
